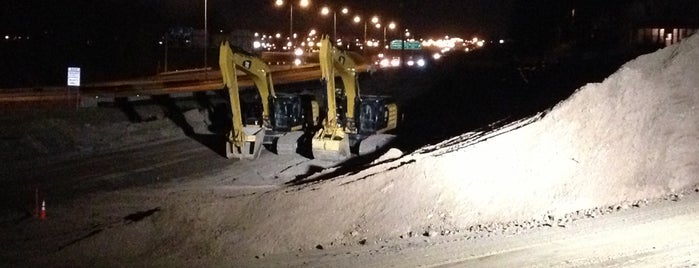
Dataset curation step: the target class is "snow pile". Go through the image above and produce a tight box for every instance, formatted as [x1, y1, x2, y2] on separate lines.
[209, 34, 699, 255]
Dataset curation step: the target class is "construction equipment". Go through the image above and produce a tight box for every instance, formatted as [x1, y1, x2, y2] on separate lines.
[219, 42, 268, 159]
[312, 36, 399, 160]
[219, 42, 318, 159]
[267, 91, 319, 155]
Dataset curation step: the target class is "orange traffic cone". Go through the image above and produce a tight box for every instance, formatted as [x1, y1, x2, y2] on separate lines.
[40, 200, 46, 220]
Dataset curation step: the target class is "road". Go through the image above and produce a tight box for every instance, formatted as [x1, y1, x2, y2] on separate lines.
[246, 192, 699, 267]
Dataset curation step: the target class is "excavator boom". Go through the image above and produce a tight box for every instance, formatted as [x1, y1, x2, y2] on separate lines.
[311, 36, 352, 160]
[219, 41, 271, 159]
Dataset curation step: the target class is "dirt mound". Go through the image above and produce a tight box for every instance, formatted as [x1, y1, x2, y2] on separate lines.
[16, 36, 699, 265]
[185, 34, 699, 256]
[0, 106, 194, 164]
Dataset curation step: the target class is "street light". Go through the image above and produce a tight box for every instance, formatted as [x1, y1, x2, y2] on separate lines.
[204, 0, 208, 77]
[376, 22, 396, 48]
[383, 22, 396, 49]
[369, 16, 380, 47]
[275, 0, 310, 48]
[320, 6, 348, 42]
[352, 15, 366, 47]
[356, 15, 380, 48]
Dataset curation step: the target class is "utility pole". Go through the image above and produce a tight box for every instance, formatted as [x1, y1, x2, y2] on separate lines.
[204, 0, 208, 79]
[364, 21, 367, 49]
[164, 34, 168, 72]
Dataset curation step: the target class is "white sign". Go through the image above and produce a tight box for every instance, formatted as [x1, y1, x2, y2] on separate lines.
[67, 67, 81, 86]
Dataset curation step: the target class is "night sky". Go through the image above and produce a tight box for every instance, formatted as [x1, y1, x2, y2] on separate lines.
[1, 0, 515, 40]
[0, 0, 518, 86]
[2, 0, 696, 87]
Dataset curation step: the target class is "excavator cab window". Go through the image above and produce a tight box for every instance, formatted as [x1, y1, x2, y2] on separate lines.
[242, 95, 263, 126]
[357, 97, 388, 134]
[272, 95, 303, 131]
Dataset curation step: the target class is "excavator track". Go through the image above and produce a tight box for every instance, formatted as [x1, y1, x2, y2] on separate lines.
[358, 134, 396, 156]
[276, 131, 304, 155]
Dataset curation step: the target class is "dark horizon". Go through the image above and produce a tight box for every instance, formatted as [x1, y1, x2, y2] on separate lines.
[3, 1, 697, 44]
[1, 0, 697, 88]
[1, 1, 515, 40]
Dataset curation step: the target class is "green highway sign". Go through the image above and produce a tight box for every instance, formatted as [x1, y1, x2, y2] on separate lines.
[389, 40, 422, 50]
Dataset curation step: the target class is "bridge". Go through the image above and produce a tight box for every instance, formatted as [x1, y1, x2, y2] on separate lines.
[0, 62, 369, 108]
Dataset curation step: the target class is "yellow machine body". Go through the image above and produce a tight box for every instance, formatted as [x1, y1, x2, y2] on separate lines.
[219, 42, 275, 159]
[312, 36, 400, 159]
[311, 36, 352, 160]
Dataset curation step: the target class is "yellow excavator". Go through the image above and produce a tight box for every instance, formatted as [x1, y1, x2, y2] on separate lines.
[312, 36, 399, 160]
[219, 41, 318, 159]
[219, 41, 268, 159]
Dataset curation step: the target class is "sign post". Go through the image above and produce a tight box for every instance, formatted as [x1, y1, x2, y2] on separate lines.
[67, 67, 81, 108]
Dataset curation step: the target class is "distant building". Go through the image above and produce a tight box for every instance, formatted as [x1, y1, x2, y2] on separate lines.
[634, 26, 697, 47]
[510, 0, 698, 52]
[623, 0, 699, 47]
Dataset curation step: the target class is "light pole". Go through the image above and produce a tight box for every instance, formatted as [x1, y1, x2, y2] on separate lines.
[370, 16, 379, 46]
[321, 6, 348, 42]
[164, 34, 168, 72]
[383, 22, 396, 49]
[275, 0, 310, 48]
[204, 0, 208, 78]
[350, 15, 378, 49]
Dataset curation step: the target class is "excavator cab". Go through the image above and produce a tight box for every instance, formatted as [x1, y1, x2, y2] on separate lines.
[266, 92, 319, 155]
[354, 95, 399, 155]
[270, 92, 318, 131]
[356, 96, 396, 135]
[271, 93, 303, 131]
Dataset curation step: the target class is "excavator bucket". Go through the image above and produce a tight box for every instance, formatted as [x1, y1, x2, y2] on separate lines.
[311, 128, 351, 161]
[225, 126, 265, 160]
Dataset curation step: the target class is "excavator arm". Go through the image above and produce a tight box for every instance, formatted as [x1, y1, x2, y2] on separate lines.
[312, 36, 352, 160]
[330, 43, 360, 133]
[312, 36, 370, 160]
[219, 41, 274, 159]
